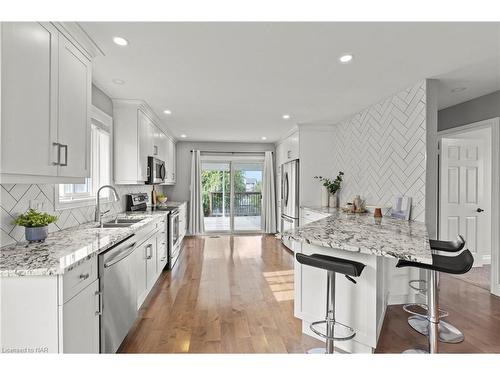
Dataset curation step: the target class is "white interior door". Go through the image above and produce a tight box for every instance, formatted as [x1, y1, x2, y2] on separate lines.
[440, 137, 491, 267]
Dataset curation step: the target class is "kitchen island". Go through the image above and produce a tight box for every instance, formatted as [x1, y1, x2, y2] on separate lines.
[281, 207, 431, 353]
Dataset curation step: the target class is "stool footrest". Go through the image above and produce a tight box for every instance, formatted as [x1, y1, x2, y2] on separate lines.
[309, 320, 356, 341]
[408, 279, 427, 292]
[403, 303, 448, 319]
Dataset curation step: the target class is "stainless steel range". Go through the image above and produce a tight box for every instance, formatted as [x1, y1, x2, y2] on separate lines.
[125, 193, 181, 269]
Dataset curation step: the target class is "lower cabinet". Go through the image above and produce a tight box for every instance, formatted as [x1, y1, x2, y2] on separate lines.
[145, 238, 158, 292]
[62, 279, 100, 353]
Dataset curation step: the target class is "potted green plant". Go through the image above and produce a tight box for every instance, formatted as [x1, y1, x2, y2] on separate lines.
[314, 171, 344, 208]
[13, 209, 57, 243]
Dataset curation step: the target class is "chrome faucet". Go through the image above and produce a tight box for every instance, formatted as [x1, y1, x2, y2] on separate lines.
[95, 185, 120, 227]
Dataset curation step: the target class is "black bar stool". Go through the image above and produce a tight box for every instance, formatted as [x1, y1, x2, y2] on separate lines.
[396, 248, 474, 353]
[296, 253, 365, 354]
[403, 235, 466, 343]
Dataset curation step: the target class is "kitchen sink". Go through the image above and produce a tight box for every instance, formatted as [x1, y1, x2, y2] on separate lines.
[98, 218, 143, 228]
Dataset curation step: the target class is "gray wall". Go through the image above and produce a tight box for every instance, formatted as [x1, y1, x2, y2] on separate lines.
[438, 90, 500, 131]
[164, 141, 275, 203]
[92, 84, 113, 116]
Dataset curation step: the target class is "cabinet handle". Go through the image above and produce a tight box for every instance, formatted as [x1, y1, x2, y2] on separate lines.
[60, 144, 68, 166]
[154, 145, 158, 156]
[79, 273, 90, 281]
[146, 244, 153, 259]
[53, 142, 61, 165]
[95, 291, 103, 316]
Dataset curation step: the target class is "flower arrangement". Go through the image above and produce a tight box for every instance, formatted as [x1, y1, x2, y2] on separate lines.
[314, 171, 344, 195]
[13, 209, 57, 227]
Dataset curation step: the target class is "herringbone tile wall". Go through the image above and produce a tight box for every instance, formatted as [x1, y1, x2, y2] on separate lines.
[0, 183, 158, 246]
[329, 80, 427, 222]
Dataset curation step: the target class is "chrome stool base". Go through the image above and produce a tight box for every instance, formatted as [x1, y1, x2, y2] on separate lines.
[310, 320, 356, 342]
[408, 315, 464, 343]
[307, 347, 328, 354]
[403, 348, 428, 354]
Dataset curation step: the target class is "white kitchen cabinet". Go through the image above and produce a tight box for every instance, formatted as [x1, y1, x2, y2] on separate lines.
[0, 256, 99, 353]
[162, 136, 176, 184]
[62, 279, 100, 353]
[138, 109, 154, 181]
[114, 100, 176, 185]
[156, 220, 168, 274]
[133, 238, 149, 309]
[1, 22, 92, 184]
[145, 237, 158, 291]
[56, 34, 92, 179]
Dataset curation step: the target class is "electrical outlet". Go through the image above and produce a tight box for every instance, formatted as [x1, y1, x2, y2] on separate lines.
[29, 200, 45, 211]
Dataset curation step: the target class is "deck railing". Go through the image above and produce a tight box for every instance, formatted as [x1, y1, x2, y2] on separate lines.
[205, 192, 261, 216]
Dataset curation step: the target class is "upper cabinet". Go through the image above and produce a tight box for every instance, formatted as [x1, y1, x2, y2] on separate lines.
[276, 130, 299, 167]
[113, 100, 177, 185]
[1, 22, 93, 184]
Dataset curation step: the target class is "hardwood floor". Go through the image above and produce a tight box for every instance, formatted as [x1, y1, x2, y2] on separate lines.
[376, 273, 500, 353]
[119, 235, 500, 354]
[119, 235, 323, 353]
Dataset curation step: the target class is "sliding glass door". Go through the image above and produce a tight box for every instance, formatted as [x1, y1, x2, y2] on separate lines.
[232, 162, 263, 232]
[201, 157, 263, 233]
[201, 161, 231, 232]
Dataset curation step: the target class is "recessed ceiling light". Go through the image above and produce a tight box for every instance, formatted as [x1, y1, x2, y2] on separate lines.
[339, 54, 354, 64]
[282, 114, 290, 120]
[451, 87, 467, 93]
[163, 109, 172, 115]
[113, 36, 129, 46]
[261, 136, 267, 140]
[180, 134, 187, 138]
[112, 78, 125, 85]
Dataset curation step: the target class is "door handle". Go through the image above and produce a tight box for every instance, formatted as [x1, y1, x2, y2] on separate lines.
[476, 208, 484, 213]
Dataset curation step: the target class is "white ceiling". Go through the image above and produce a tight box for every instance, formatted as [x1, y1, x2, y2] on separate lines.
[81, 22, 500, 142]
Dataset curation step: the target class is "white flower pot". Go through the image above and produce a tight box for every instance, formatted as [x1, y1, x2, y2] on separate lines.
[321, 186, 329, 207]
[329, 193, 338, 208]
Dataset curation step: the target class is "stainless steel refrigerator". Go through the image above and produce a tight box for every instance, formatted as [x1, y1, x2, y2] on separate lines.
[281, 159, 299, 250]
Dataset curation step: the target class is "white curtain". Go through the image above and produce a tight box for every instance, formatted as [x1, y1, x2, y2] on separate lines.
[189, 150, 204, 234]
[261, 151, 277, 233]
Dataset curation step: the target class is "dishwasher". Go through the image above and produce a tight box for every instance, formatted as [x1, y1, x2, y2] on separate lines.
[99, 235, 138, 353]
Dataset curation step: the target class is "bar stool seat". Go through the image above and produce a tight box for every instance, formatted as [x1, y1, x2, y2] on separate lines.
[296, 253, 365, 354]
[396, 249, 474, 353]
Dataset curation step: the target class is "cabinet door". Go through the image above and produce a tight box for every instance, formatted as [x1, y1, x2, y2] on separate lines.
[62, 279, 99, 353]
[137, 110, 153, 181]
[1, 22, 59, 177]
[57, 34, 92, 178]
[145, 238, 158, 292]
[288, 132, 299, 160]
[133, 242, 147, 310]
[166, 138, 176, 183]
[156, 232, 168, 274]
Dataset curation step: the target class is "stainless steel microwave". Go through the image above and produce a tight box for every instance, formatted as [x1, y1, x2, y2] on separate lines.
[146, 156, 166, 184]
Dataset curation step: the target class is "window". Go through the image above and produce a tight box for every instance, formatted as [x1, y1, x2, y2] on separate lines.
[56, 115, 111, 208]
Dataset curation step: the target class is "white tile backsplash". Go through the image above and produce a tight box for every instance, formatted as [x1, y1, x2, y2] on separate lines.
[0, 183, 162, 246]
[328, 81, 427, 222]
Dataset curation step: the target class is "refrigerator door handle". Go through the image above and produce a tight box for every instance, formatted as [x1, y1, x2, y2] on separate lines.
[284, 172, 289, 207]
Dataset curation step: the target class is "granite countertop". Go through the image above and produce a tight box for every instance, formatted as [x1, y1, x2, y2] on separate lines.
[0, 209, 173, 278]
[283, 206, 432, 264]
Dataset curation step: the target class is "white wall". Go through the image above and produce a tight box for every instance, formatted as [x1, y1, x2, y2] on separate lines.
[298, 126, 335, 207]
[326, 80, 429, 222]
[164, 141, 275, 203]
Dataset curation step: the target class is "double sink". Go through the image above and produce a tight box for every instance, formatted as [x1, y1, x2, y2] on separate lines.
[98, 218, 143, 228]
